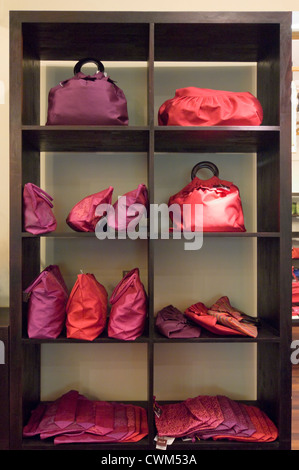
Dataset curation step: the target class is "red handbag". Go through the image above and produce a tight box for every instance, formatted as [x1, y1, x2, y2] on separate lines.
[168, 161, 246, 232]
[66, 186, 113, 232]
[108, 268, 147, 340]
[66, 273, 108, 340]
[292, 247, 299, 259]
[292, 267, 299, 304]
[158, 87, 263, 126]
[107, 184, 148, 232]
[23, 183, 57, 234]
[46, 58, 129, 126]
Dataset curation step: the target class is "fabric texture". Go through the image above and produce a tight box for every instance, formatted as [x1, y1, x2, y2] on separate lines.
[155, 305, 201, 338]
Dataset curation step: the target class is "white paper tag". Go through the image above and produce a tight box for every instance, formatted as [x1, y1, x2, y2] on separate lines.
[154, 435, 175, 450]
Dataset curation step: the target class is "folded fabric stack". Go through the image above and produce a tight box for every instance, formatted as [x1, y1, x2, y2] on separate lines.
[23, 390, 148, 444]
[155, 305, 201, 338]
[154, 394, 277, 443]
[185, 296, 259, 338]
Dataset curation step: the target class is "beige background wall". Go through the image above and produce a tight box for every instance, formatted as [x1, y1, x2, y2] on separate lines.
[1, 1, 298, 402]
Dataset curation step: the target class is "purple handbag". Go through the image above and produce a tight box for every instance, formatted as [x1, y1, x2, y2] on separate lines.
[24, 265, 68, 339]
[155, 305, 201, 338]
[23, 183, 57, 234]
[46, 58, 129, 126]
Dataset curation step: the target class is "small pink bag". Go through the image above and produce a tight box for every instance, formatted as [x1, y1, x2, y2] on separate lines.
[23, 183, 57, 234]
[108, 268, 147, 340]
[107, 184, 148, 231]
[66, 187, 113, 232]
[24, 265, 68, 339]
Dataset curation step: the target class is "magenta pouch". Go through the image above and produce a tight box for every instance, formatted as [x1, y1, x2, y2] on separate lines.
[24, 265, 68, 339]
[108, 268, 147, 340]
[107, 184, 148, 232]
[23, 183, 57, 234]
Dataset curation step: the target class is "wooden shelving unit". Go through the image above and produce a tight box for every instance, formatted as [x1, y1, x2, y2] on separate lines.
[9, 11, 292, 450]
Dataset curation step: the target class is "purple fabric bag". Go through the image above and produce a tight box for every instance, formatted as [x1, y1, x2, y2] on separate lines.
[23, 183, 57, 235]
[46, 58, 129, 126]
[155, 305, 201, 338]
[24, 265, 69, 339]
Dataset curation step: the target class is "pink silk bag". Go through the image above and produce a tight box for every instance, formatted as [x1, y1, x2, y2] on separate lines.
[23, 183, 57, 234]
[24, 265, 68, 339]
[66, 186, 113, 232]
[46, 59, 129, 126]
[107, 184, 148, 232]
[168, 161, 245, 232]
[108, 268, 147, 340]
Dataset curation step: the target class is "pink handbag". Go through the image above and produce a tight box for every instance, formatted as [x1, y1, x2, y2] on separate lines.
[46, 58, 129, 126]
[108, 268, 147, 340]
[107, 184, 148, 232]
[66, 273, 108, 341]
[23, 183, 57, 234]
[66, 186, 113, 232]
[24, 265, 68, 339]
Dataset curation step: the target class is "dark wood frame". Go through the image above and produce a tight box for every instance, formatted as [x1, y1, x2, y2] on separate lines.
[9, 11, 292, 450]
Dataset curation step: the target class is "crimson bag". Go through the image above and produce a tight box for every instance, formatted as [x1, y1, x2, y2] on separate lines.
[108, 268, 147, 340]
[66, 273, 108, 341]
[46, 58, 129, 126]
[66, 186, 113, 232]
[23, 183, 57, 234]
[168, 161, 246, 232]
[24, 265, 68, 339]
[158, 87, 263, 126]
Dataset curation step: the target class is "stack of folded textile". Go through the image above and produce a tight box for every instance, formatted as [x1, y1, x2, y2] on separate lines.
[154, 394, 277, 443]
[23, 390, 148, 444]
[185, 296, 259, 338]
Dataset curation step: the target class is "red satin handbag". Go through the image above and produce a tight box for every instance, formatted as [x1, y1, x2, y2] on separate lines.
[66, 273, 108, 341]
[158, 87, 263, 126]
[108, 268, 147, 340]
[292, 247, 299, 259]
[24, 265, 68, 339]
[168, 161, 246, 232]
[66, 186, 113, 232]
[107, 184, 148, 232]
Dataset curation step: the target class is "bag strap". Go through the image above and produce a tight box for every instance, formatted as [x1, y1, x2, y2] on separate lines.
[191, 161, 219, 180]
[29, 183, 54, 208]
[74, 58, 105, 75]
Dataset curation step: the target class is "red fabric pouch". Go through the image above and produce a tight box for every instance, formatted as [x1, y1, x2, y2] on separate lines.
[168, 161, 246, 232]
[66, 186, 113, 232]
[292, 247, 299, 259]
[23, 183, 57, 234]
[24, 265, 68, 339]
[66, 273, 108, 340]
[158, 87, 263, 126]
[108, 268, 147, 340]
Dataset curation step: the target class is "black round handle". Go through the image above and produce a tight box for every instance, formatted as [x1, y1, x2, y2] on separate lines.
[74, 58, 105, 75]
[191, 161, 219, 180]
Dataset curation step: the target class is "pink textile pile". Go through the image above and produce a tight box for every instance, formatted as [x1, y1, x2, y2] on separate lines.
[23, 390, 148, 444]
